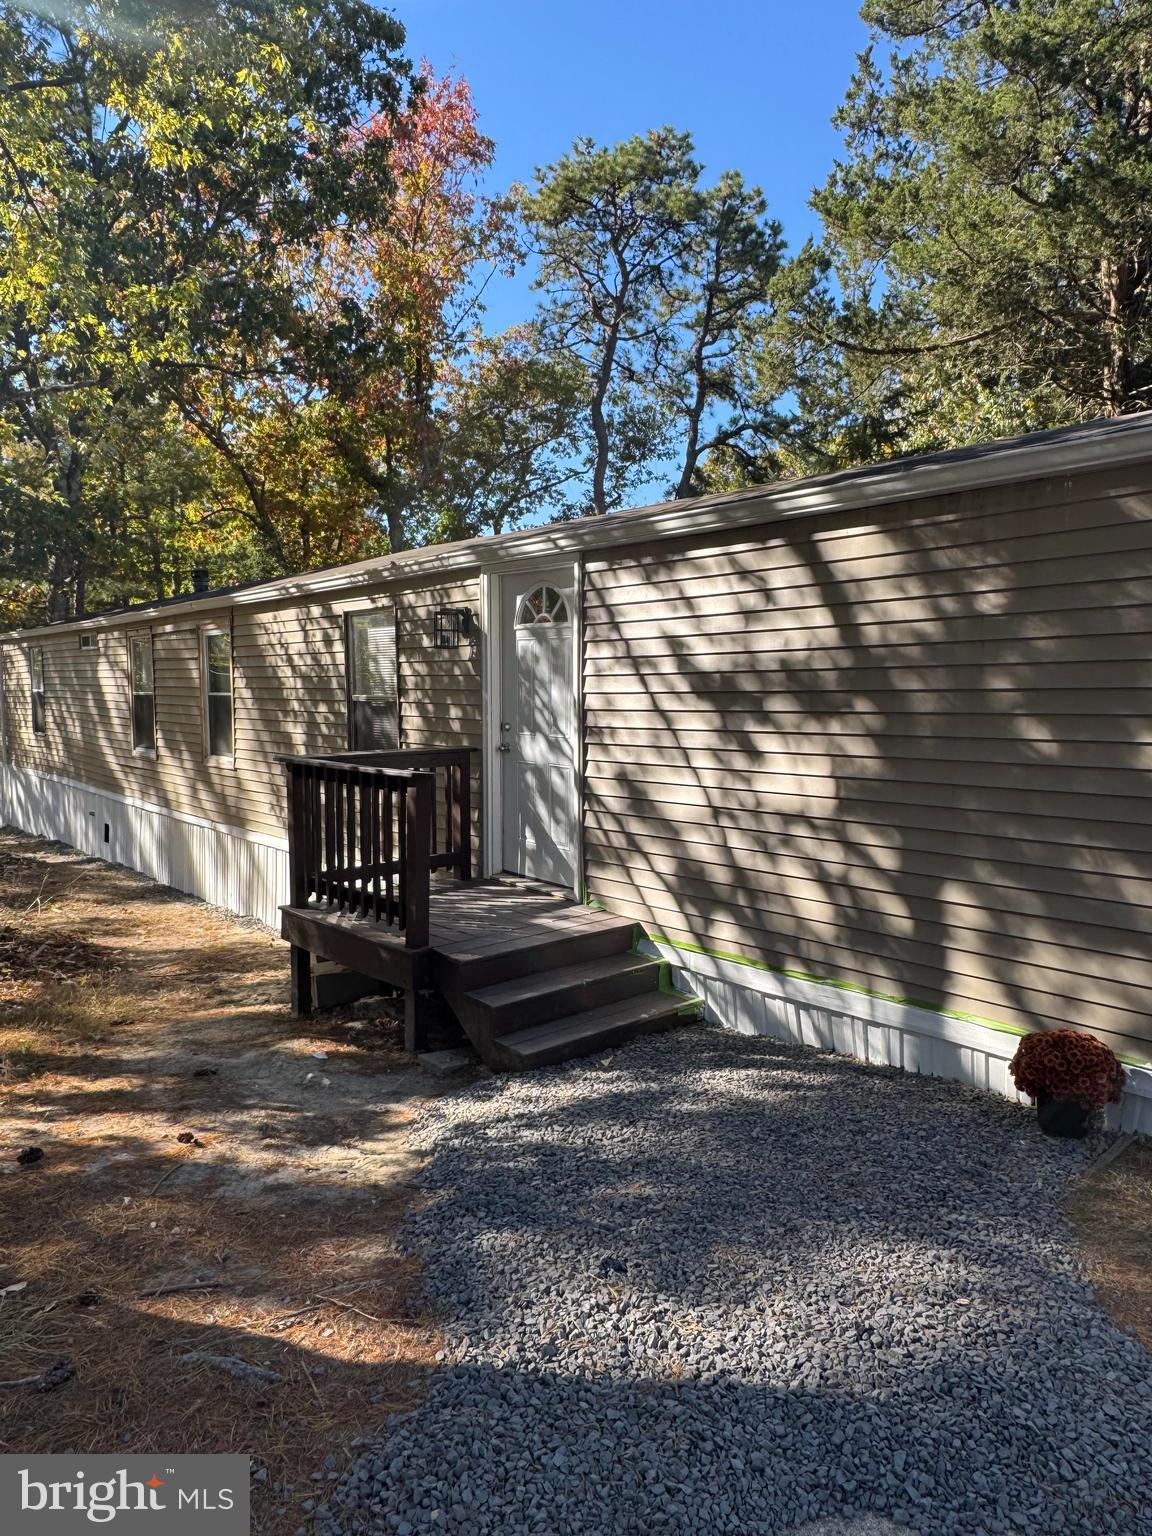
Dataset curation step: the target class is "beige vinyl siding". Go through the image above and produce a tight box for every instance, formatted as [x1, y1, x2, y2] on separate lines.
[1, 574, 483, 851]
[396, 577, 481, 754]
[582, 465, 1152, 1063]
[4, 624, 158, 799]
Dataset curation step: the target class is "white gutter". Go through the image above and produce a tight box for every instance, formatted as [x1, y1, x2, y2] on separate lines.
[6, 413, 1152, 641]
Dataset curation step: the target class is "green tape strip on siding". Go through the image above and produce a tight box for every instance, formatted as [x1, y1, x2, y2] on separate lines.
[642, 930, 1029, 1037]
[640, 930, 1149, 1068]
[584, 893, 1148, 1068]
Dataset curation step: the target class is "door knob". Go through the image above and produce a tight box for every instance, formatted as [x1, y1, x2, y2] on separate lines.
[497, 742, 511, 753]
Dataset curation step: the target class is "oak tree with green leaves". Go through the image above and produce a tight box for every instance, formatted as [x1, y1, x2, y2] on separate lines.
[0, 0, 409, 618]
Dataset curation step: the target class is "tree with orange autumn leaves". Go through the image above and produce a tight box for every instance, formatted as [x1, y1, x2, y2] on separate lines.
[312, 64, 581, 553]
[178, 64, 582, 576]
[0, 23, 582, 620]
[0, 6, 785, 620]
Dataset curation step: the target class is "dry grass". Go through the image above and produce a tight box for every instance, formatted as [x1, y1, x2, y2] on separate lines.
[2, 976, 139, 1042]
[0, 830, 448, 1535]
[1066, 1139, 1152, 1353]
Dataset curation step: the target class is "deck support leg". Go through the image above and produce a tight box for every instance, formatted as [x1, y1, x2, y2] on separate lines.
[404, 986, 436, 1054]
[290, 944, 313, 1018]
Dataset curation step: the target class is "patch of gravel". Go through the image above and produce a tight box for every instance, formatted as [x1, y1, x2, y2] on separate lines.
[310, 1026, 1152, 1535]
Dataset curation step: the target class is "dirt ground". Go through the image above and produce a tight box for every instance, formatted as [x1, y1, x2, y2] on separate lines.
[0, 828, 482, 1535]
[1067, 1136, 1152, 1354]
[4, 828, 1150, 1536]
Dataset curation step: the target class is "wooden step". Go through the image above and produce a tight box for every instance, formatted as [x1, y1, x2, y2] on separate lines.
[491, 991, 702, 1072]
[465, 953, 664, 1035]
[431, 915, 638, 992]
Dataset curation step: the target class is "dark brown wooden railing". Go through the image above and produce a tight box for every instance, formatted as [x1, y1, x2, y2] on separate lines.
[280, 747, 475, 950]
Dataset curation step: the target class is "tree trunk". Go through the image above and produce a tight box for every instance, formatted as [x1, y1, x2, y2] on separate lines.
[674, 283, 715, 499]
[589, 334, 618, 515]
[47, 447, 85, 620]
[384, 501, 407, 553]
[1101, 252, 1136, 415]
[150, 538, 165, 603]
[46, 560, 72, 621]
[588, 277, 629, 515]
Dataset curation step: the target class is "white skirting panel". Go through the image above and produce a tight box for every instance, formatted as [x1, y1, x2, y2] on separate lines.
[643, 936, 1152, 1136]
[0, 764, 289, 928]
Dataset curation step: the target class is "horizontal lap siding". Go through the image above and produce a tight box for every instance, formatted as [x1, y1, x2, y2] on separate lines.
[230, 601, 349, 833]
[581, 466, 1152, 1061]
[2, 606, 317, 841]
[1, 573, 483, 857]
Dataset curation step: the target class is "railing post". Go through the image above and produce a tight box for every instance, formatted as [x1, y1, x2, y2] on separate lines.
[284, 761, 313, 1017]
[404, 772, 433, 948]
[455, 755, 471, 881]
[285, 763, 309, 907]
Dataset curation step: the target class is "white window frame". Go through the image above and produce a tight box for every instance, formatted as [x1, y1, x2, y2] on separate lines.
[200, 624, 235, 764]
[128, 630, 157, 757]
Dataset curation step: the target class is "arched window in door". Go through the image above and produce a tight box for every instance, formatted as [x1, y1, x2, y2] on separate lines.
[516, 584, 570, 625]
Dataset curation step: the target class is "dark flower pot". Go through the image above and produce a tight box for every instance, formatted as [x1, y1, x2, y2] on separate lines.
[1035, 1094, 1092, 1139]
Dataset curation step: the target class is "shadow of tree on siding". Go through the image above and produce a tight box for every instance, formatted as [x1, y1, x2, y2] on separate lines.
[581, 466, 1152, 1064]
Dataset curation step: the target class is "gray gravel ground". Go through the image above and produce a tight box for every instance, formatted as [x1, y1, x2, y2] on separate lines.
[309, 1026, 1152, 1535]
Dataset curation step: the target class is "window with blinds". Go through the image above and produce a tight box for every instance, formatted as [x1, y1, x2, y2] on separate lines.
[346, 609, 398, 750]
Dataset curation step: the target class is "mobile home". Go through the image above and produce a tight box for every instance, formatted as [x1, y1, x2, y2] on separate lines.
[3, 417, 1152, 1122]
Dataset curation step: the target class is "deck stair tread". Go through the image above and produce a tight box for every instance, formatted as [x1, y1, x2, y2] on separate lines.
[496, 992, 702, 1066]
[466, 952, 660, 1011]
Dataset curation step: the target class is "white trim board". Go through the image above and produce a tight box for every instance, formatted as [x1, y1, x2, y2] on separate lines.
[478, 568, 499, 880]
[641, 935, 1152, 1136]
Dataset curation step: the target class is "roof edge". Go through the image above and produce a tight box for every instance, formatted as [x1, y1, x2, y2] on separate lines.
[6, 412, 1152, 641]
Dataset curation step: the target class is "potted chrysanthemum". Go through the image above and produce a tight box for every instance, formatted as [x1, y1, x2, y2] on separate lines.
[1008, 1028, 1126, 1138]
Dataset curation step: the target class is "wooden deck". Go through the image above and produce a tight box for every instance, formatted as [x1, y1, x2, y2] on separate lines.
[281, 877, 700, 1070]
[281, 876, 642, 1004]
[284, 877, 627, 969]
[412, 879, 635, 966]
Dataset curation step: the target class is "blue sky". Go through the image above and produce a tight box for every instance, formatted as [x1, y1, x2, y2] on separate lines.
[392, 2, 871, 509]
[396, 0, 870, 332]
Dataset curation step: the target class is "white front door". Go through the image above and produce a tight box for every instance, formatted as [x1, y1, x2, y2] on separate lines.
[499, 570, 577, 887]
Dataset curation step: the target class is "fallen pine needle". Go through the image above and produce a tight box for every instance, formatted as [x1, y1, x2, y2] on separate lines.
[313, 1294, 404, 1324]
[149, 1162, 185, 1196]
[138, 1279, 231, 1299]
